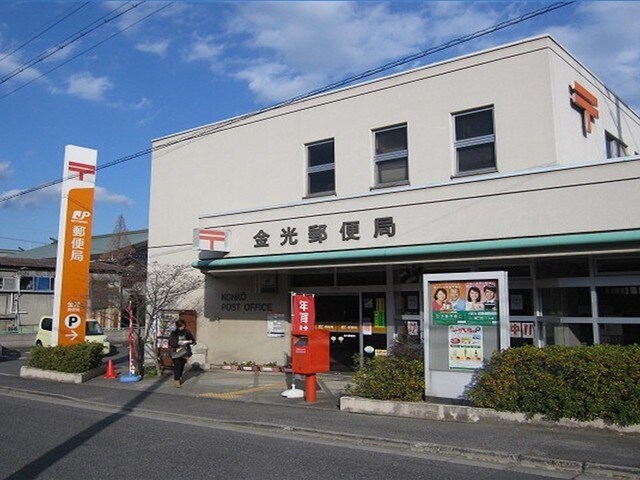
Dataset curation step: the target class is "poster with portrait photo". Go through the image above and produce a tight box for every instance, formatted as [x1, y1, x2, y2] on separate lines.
[431, 280, 499, 326]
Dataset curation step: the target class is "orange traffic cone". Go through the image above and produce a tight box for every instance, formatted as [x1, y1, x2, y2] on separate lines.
[104, 359, 117, 379]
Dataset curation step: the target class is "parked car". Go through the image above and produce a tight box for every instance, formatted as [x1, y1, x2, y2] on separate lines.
[35, 316, 110, 354]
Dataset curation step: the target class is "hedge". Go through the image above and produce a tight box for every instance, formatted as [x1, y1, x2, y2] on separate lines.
[345, 353, 425, 402]
[464, 344, 640, 426]
[27, 343, 104, 373]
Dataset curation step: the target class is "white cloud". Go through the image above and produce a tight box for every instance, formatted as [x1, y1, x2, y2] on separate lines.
[543, 2, 640, 112]
[185, 35, 223, 62]
[0, 184, 60, 210]
[0, 161, 11, 179]
[236, 62, 323, 104]
[65, 72, 113, 102]
[0, 48, 44, 84]
[95, 186, 133, 206]
[136, 39, 170, 56]
[0, 183, 131, 210]
[227, 2, 509, 103]
[104, 1, 181, 33]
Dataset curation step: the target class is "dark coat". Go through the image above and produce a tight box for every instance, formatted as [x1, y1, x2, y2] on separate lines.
[168, 328, 195, 357]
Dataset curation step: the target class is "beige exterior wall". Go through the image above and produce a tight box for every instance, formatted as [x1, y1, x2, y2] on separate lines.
[148, 35, 640, 367]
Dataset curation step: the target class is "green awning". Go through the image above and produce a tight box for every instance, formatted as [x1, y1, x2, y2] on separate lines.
[193, 229, 640, 271]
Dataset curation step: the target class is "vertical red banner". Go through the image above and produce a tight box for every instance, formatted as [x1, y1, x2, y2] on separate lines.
[291, 293, 315, 334]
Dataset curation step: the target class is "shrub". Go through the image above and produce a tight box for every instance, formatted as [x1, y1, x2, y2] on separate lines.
[465, 344, 640, 426]
[345, 355, 425, 402]
[388, 337, 424, 361]
[28, 343, 104, 373]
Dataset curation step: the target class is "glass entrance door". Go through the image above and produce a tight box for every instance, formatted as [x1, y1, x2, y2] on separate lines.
[315, 294, 360, 371]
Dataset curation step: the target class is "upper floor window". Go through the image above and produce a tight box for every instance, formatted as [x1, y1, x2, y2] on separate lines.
[454, 107, 496, 175]
[17, 275, 54, 292]
[374, 124, 408, 186]
[605, 131, 627, 159]
[307, 139, 335, 196]
[0, 277, 16, 291]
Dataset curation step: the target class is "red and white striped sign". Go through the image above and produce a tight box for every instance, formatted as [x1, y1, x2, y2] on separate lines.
[194, 228, 229, 252]
[291, 293, 315, 334]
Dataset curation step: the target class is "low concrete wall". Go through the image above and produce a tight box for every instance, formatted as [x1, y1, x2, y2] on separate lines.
[20, 364, 107, 384]
[0, 333, 35, 349]
[340, 396, 640, 433]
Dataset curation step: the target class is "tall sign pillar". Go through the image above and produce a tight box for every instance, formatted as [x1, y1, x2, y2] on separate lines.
[52, 145, 97, 347]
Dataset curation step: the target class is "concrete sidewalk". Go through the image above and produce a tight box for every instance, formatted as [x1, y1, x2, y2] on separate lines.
[94, 359, 351, 410]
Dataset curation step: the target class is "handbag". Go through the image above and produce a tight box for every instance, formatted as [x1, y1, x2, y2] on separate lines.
[171, 346, 188, 359]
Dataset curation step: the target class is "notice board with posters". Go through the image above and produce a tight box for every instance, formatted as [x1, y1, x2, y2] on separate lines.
[423, 272, 509, 399]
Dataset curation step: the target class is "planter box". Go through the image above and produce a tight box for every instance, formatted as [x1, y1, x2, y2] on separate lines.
[259, 366, 282, 372]
[220, 365, 239, 370]
[20, 364, 107, 384]
[240, 365, 259, 371]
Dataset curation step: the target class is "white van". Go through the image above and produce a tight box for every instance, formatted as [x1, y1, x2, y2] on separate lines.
[35, 316, 110, 354]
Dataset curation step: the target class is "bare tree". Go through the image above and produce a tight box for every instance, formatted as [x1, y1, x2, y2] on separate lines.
[99, 215, 134, 264]
[130, 262, 203, 375]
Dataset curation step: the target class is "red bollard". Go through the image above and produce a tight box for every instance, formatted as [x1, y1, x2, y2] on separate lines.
[305, 373, 317, 403]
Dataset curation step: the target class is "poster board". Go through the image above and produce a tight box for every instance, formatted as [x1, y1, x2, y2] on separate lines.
[423, 272, 509, 399]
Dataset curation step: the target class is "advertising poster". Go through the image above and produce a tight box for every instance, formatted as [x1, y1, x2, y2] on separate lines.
[522, 322, 535, 339]
[431, 280, 499, 326]
[510, 321, 522, 338]
[448, 325, 483, 370]
[267, 313, 285, 337]
[407, 321, 419, 336]
[157, 311, 179, 348]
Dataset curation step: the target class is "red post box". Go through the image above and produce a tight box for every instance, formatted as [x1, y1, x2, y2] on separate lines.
[291, 330, 330, 374]
[291, 330, 330, 402]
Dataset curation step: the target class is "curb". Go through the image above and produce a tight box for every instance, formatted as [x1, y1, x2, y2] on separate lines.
[20, 364, 107, 384]
[339, 396, 640, 434]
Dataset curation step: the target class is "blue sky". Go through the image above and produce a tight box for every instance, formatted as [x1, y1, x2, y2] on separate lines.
[0, 1, 639, 251]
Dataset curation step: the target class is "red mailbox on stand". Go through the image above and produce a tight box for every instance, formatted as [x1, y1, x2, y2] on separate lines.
[292, 330, 330, 374]
[290, 293, 330, 402]
[291, 330, 330, 403]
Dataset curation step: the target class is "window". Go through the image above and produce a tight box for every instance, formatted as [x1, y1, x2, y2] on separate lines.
[0, 277, 16, 291]
[597, 286, 640, 317]
[540, 287, 591, 317]
[597, 256, 640, 275]
[374, 124, 408, 186]
[41, 317, 52, 331]
[537, 258, 589, 279]
[307, 140, 335, 196]
[19, 276, 34, 291]
[34, 277, 54, 291]
[605, 131, 627, 159]
[454, 107, 496, 174]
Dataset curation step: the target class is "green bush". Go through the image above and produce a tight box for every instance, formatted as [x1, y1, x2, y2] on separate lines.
[465, 344, 640, 426]
[345, 355, 425, 402]
[28, 343, 104, 373]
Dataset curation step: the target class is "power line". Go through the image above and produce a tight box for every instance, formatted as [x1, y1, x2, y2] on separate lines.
[0, 2, 90, 64]
[0, 1, 574, 205]
[0, 235, 47, 245]
[0, 2, 143, 87]
[0, 2, 174, 101]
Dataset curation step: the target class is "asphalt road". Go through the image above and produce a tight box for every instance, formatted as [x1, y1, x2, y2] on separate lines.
[2, 347, 639, 480]
[0, 393, 582, 480]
